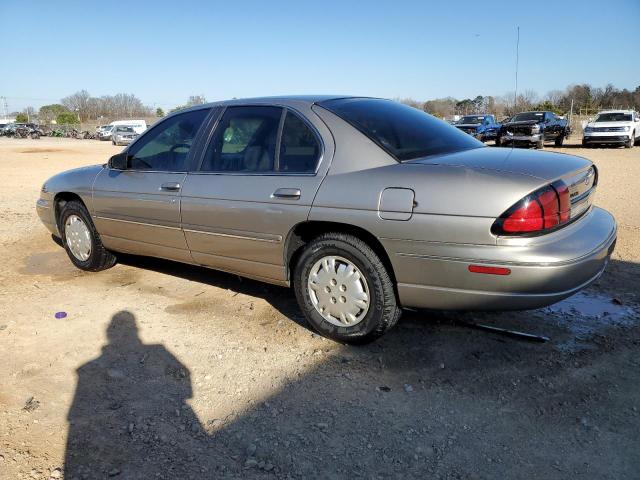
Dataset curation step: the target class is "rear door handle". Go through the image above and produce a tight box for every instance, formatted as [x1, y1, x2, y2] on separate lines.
[272, 188, 301, 200]
[160, 182, 181, 191]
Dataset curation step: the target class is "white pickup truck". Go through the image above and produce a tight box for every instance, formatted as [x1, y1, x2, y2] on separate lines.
[582, 110, 640, 148]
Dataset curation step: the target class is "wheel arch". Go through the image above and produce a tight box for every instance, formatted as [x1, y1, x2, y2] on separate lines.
[284, 220, 397, 285]
[53, 192, 86, 227]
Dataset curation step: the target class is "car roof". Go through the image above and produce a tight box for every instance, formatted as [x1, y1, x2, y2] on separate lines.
[597, 109, 634, 114]
[174, 95, 373, 115]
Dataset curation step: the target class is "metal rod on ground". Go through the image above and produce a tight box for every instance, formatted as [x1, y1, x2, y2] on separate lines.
[457, 319, 550, 343]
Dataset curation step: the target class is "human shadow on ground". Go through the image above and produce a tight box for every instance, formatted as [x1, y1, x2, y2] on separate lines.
[64, 311, 221, 479]
[64, 255, 640, 478]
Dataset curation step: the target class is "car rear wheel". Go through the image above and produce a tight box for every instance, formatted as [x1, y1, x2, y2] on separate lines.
[59, 200, 117, 271]
[554, 135, 564, 147]
[293, 232, 401, 344]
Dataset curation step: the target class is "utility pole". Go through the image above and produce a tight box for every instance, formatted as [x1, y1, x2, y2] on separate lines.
[0, 96, 8, 120]
[514, 26, 520, 111]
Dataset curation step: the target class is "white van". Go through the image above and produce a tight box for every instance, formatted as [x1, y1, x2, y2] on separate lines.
[109, 119, 147, 135]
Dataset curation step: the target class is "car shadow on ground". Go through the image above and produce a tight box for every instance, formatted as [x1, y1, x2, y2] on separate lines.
[62, 257, 640, 478]
[116, 252, 310, 330]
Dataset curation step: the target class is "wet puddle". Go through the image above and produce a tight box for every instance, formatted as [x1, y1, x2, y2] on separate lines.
[21, 251, 81, 279]
[541, 291, 638, 351]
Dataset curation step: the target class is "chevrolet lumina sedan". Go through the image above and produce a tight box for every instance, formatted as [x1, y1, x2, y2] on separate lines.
[111, 125, 138, 146]
[36, 96, 617, 343]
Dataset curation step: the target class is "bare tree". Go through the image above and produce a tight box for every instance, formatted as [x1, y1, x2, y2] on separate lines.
[23, 106, 37, 122]
[187, 95, 207, 107]
[61, 90, 91, 121]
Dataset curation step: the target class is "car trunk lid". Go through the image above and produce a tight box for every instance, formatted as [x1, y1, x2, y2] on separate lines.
[408, 146, 598, 222]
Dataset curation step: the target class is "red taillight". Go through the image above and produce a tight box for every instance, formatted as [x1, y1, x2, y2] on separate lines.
[493, 181, 571, 236]
[502, 199, 543, 232]
[553, 180, 571, 222]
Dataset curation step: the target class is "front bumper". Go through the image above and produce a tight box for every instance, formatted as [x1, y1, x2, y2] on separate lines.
[583, 134, 630, 144]
[392, 207, 617, 310]
[36, 197, 59, 236]
[500, 133, 541, 146]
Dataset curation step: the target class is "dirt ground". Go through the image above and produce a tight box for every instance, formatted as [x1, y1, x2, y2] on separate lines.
[0, 136, 639, 480]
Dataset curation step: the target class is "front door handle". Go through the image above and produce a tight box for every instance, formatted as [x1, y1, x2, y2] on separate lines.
[272, 188, 301, 200]
[160, 182, 181, 191]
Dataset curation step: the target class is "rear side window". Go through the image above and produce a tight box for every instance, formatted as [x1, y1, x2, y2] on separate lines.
[320, 98, 481, 161]
[200, 106, 282, 172]
[127, 109, 209, 171]
[200, 106, 321, 173]
[279, 111, 320, 173]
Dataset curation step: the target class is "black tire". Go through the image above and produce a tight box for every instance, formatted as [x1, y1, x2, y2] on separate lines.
[582, 139, 590, 148]
[625, 136, 633, 148]
[58, 200, 117, 271]
[112, 140, 116, 145]
[535, 139, 544, 149]
[554, 135, 564, 147]
[293, 232, 401, 344]
[495, 136, 502, 147]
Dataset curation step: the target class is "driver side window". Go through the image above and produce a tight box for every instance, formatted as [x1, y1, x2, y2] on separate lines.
[127, 109, 210, 171]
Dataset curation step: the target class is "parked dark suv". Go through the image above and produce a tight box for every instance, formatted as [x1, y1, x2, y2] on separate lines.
[497, 111, 570, 149]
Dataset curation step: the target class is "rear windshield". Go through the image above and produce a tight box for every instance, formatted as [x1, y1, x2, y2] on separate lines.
[459, 116, 485, 124]
[512, 112, 545, 122]
[595, 113, 632, 122]
[319, 98, 482, 161]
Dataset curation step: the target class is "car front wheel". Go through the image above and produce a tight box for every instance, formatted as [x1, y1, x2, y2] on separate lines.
[59, 200, 117, 271]
[293, 233, 401, 344]
[626, 135, 634, 148]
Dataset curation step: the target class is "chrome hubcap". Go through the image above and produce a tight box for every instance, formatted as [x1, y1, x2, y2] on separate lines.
[307, 255, 370, 327]
[65, 215, 92, 261]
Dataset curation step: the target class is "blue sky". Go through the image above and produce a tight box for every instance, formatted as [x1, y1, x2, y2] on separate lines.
[2, 0, 639, 111]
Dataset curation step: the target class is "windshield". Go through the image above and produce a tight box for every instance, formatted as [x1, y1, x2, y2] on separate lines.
[595, 113, 632, 122]
[116, 127, 135, 133]
[512, 112, 545, 122]
[319, 98, 482, 161]
[458, 116, 485, 124]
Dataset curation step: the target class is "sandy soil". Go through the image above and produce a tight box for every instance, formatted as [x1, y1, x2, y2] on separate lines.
[0, 136, 639, 479]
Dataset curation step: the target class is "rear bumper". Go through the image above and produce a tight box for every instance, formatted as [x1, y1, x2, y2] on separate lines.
[391, 207, 617, 310]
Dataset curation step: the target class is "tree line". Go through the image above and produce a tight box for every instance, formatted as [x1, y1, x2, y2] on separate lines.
[14, 84, 640, 125]
[402, 83, 640, 119]
[15, 92, 209, 126]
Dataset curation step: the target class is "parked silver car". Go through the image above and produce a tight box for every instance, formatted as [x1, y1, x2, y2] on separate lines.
[97, 125, 114, 141]
[36, 96, 616, 343]
[111, 125, 138, 146]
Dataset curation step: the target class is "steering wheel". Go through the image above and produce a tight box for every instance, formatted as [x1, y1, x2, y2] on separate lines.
[170, 144, 190, 153]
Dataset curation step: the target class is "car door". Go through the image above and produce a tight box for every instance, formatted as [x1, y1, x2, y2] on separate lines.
[180, 105, 331, 284]
[543, 112, 559, 139]
[92, 108, 212, 263]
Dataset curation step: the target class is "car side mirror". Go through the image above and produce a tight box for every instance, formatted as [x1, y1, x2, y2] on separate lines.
[108, 152, 128, 170]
